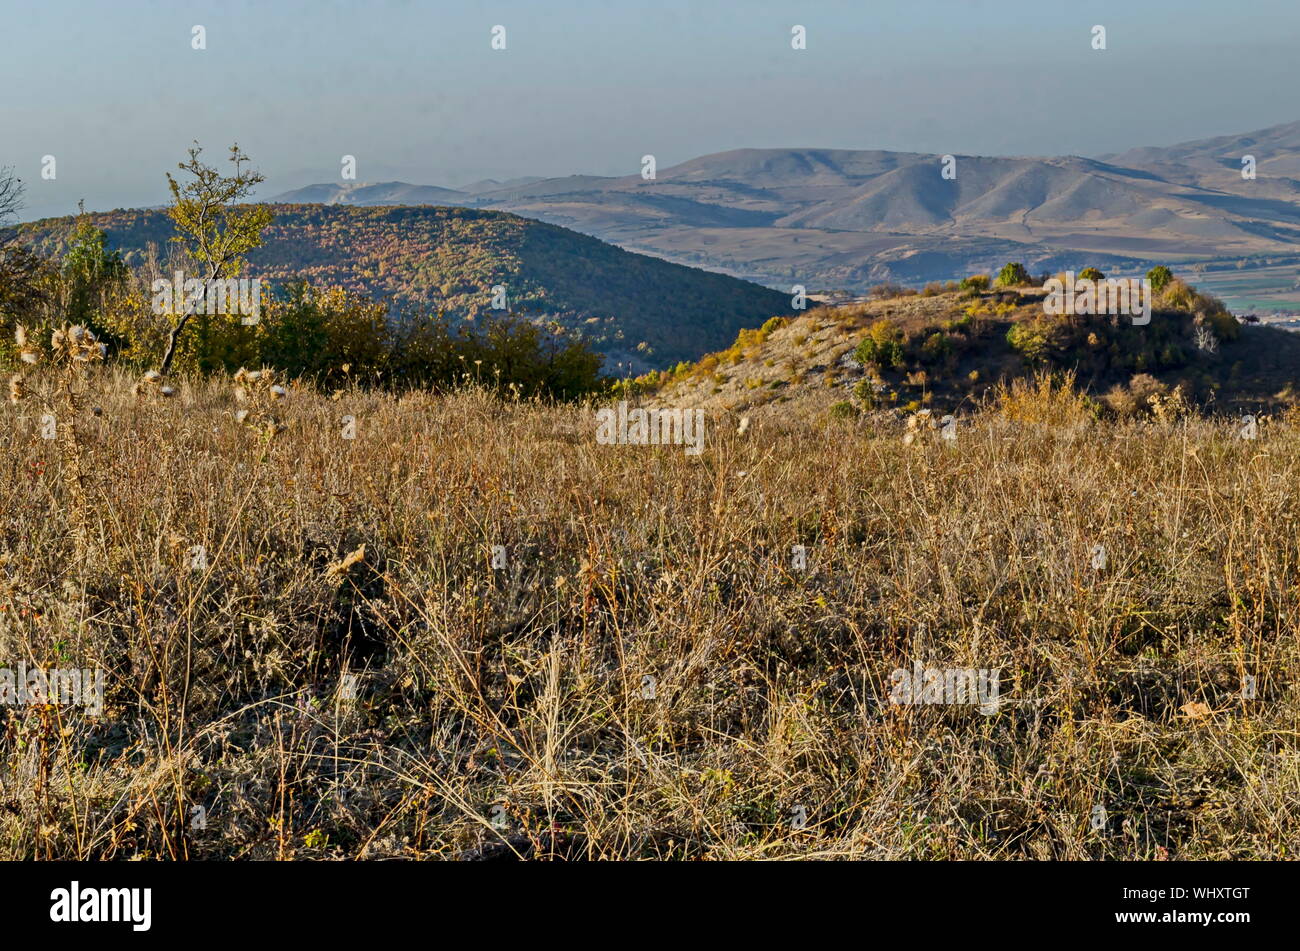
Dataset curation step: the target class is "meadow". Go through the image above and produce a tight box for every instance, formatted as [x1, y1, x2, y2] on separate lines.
[1, 365, 1297, 859]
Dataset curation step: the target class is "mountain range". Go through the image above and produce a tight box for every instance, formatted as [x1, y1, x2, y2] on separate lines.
[270, 120, 1300, 291]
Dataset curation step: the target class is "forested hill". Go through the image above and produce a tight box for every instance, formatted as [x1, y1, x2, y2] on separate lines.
[19, 203, 792, 369]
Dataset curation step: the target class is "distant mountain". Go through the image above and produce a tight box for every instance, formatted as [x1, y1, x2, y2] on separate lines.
[481, 144, 1300, 286]
[269, 181, 470, 206]
[1104, 120, 1300, 190]
[266, 120, 1300, 289]
[456, 176, 547, 195]
[19, 205, 791, 370]
[266, 177, 551, 205]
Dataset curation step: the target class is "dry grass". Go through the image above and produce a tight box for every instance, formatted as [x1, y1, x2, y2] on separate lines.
[1, 368, 1298, 859]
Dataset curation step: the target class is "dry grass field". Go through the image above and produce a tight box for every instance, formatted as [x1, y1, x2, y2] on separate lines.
[2, 365, 1298, 860]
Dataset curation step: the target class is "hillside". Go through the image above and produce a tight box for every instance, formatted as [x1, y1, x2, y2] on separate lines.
[268, 119, 1300, 290]
[647, 283, 1300, 421]
[18, 204, 792, 370]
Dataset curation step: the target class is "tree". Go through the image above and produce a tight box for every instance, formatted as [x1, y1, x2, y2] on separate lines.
[0, 166, 50, 333]
[995, 262, 1032, 287]
[62, 208, 127, 333]
[869, 282, 908, 300]
[1146, 266, 1173, 294]
[0, 166, 22, 227]
[158, 143, 273, 373]
[0, 246, 47, 323]
[1079, 267, 1105, 281]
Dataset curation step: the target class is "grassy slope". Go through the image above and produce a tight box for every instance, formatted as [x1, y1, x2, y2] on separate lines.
[18, 204, 792, 369]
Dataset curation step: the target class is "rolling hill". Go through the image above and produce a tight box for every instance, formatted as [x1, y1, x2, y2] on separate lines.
[18, 204, 792, 370]
[270, 119, 1300, 290]
[647, 282, 1300, 421]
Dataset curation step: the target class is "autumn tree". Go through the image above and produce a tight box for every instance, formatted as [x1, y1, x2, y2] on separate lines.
[158, 143, 273, 373]
[0, 166, 21, 225]
[0, 167, 50, 337]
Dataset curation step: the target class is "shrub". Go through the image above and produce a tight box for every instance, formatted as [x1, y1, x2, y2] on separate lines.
[1157, 279, 1239, 343]
[1149, 383, 1193, 423]
[1101, 382, 1140, 418]
[853, 319, 906, 370]
[995, 262, 1033, 287]
[1125, 372, 1169, 410]
[1006, 319, 1051, 363]
[920, 331, 954, 365]
[1200, 305, 1240, 343]
[258, 282, 390, 384]
[993, 370, 1097, 426]
[1159, 278, 1196, 312]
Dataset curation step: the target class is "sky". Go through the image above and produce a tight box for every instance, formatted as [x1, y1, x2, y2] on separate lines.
[4, 0, 1300, 221]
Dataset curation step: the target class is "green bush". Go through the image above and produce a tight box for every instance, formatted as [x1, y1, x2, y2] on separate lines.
[1007, 319, 1051, 363]
[853, 319, 906, 370]
[995, 262, 1033, 287]
[920, 331, 954, 364]
[387, 310, 604, 398]
[258, 282, 390, 384]
[852, 378, 877, 408]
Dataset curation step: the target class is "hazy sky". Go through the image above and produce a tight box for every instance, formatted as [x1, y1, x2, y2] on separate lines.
[5, 0, 1299, 220]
